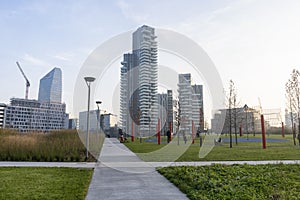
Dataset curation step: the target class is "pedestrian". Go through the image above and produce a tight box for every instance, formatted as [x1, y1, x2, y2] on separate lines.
[166, 130, 171, 143]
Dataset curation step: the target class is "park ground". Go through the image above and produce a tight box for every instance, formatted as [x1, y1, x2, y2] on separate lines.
[1, 130, 300, 199]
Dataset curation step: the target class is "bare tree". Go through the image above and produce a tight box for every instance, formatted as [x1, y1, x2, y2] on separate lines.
[232, 82, 241, 145]
[228, 80, 234, 148]
[286, 69, 300, 145]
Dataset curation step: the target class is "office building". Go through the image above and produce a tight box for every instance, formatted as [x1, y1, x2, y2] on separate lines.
[38, 67, 62, 103]
[0, 103, 6, 128]
[3, 67, 68, 132]
[4, 98, 67, 132]
[120, 25, 158, 137]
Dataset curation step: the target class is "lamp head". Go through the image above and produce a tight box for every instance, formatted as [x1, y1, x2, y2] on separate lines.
[84, 77, 96, 83]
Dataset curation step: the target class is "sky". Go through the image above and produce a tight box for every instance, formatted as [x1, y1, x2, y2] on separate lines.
[1, 0, 300, 123]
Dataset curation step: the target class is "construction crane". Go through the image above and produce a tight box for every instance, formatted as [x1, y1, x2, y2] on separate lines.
[16, 61, 30, 99]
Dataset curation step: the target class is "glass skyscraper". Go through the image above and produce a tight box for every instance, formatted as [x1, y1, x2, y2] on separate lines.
[38, 67, 62, 103]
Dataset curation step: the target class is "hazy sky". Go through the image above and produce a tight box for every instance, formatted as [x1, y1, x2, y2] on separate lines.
[1, 0, 300, 120]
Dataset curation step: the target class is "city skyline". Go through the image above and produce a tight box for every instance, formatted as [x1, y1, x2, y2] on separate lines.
[1, 1, 300, 120]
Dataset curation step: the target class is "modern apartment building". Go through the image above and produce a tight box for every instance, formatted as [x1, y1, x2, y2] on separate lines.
[38, 67, 62, 103]
[178, 74, 192, 134]
[178, 73, 204, 135]
[192, 84, 204, 132]
[120, 25, 158, 137]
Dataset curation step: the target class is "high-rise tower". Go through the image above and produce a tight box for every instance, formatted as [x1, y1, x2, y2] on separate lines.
[178, 73, 204, 134]
[38, 67, 62, 103]
[120, 25, 158, 136]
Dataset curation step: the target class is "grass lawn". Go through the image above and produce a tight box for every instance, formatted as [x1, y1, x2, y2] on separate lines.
[158, 164, 300, 200]
[125, 134, 300, 161]
[0, 167, 93, 200]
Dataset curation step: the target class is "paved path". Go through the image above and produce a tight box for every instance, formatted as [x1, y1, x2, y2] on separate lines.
[85, 138, 189, 200]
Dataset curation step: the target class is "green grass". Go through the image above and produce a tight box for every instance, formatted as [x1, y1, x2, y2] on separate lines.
[0, 129, 99, 162]
[0, 167, 93, 200]
[158, 164, 300, 200]
[125, 134, 300, 161]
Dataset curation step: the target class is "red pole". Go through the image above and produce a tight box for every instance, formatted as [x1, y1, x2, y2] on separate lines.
[158, 118, 161, 145]
[239, 124, 243, 136]
[169, 122, 172, 141]
[131, 121, 134, 142]
[281, 122, 285, 138]
[192, 120, 195, 144]
[261, 114, 266, 149]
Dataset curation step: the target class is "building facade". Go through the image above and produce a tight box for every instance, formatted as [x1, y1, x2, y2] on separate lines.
[158, 90, 173, 134]
[79, 110, 99, 133]
[177, 73, 204, 135]
[38, 67, 62, 103]
[0, 103, 6, 128]
[211, 107, 261, 134]
[4, 98, 67, 132]
[191, 85, 204, 132]
[178, 74, 192, 134]
[120, 25, 158, 137]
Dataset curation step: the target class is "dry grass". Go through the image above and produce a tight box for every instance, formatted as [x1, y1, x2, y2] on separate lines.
[0, 129, 97, 162]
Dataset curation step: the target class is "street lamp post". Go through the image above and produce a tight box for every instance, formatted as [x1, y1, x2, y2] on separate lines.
[84, 77, 95, 161]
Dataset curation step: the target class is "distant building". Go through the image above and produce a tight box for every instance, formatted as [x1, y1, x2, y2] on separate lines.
[120, 25, 158, 137]
[285, 109, 298, 128]
[38, 67, 62, 103]
[79, 110, 118, 136]
[158, 90, 173, 134]
[192, 85, 204, 132]
[79, 110, 99, 132]
[178, 74, 192, 134]
[4, 98, 67, 132]
[0, 103, 6, 128]
[211, 107, 260, 134]
[177, 73, 204, 135]
[3, 67, 68, 132]
[101, 113, 118, 136]
[68, 118, 78, 129]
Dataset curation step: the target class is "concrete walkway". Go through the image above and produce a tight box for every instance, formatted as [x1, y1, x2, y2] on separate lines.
[85, 138, 189, 200]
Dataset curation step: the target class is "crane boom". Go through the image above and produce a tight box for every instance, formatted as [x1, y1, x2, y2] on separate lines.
[16, 61, 30, 99]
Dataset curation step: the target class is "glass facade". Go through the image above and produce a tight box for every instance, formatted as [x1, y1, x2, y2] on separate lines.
[38, 67, 62, 103]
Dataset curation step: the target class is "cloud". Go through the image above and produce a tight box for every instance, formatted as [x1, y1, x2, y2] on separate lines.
[116, 0, 149, 23]
[23, 54, 49, 67]
[53, 52, 74, 61]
